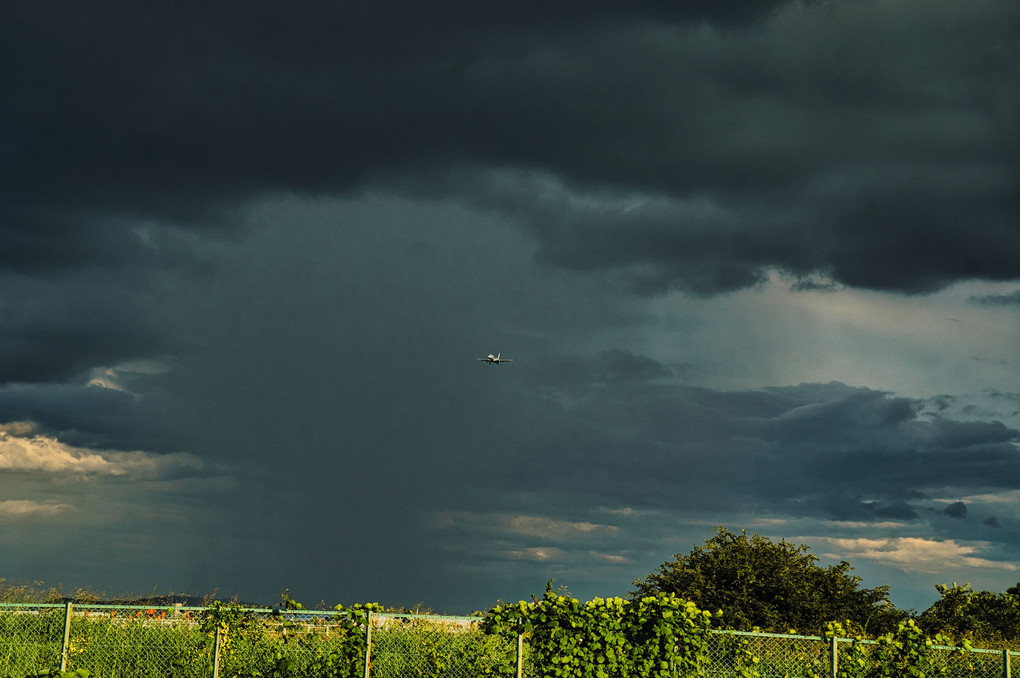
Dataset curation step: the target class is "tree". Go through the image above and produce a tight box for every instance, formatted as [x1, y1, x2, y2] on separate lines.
[631, 527, 902, 634]
[918, 582, 1020, 644]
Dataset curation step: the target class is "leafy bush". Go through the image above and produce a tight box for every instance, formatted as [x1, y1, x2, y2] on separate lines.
[483, 583, 713, 678]
[826, 619, 965, 678]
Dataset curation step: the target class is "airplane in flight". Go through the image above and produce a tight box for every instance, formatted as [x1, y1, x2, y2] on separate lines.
[477, 352, 514, 364]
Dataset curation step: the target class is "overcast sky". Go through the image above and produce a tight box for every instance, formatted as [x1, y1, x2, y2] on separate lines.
[1, 0, 1018, 614]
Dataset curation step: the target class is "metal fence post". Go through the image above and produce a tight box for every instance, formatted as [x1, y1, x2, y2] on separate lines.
[213, 624, 223, 678]
[364, 611, 373, 678]
[829, 635, 838, 678]
[59, 602, 73, 672]
[516, 632, 524, 678]
[1005, 649, 1011, 678]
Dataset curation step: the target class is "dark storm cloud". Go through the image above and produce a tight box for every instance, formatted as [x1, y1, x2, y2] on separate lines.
[944, 501, 967, 519]
[1, 0, 1018, 610]
[0, 378, 194, 455]
[491, 365, 1020, 521]
[1, 1, 784, 220]
[868, 503, 920, 521]
[2, 0, 1017, 293]
[0, 275, 164, 383]
[971, 290, 1020, 306]
[428, 361, 1020, 605]
[0, 218, 225, 386]
[530, 349, 674, 392]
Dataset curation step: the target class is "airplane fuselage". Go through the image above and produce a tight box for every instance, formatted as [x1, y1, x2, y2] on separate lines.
[478, 352, 513, 364]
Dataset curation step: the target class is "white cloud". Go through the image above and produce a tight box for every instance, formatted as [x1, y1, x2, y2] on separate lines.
[588, 551, 631, 564]
[811, 536, 1020, 575]
[956, 489, 1020, 505]
[501, 515, 617, 539]
[505, 547, 566, 562]
[430, 511, 619, 540]
[744, 518, 790, 527]
[0, 500, 73, 518]
[0, 421, 204, 479]
[823, 520, 909, 529]
[87, 359, 171, 396]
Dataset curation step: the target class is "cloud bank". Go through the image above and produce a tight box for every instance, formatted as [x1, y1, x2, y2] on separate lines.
[0, 0, 1016, 612]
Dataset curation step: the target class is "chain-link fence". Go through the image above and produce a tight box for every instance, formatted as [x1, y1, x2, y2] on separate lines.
[367, 615, 519, 678]
[706, 631, 831, 677]
[705, 630, 1016, 678]
[1, 603, 1016, 677]
[0, 604, 515, 678]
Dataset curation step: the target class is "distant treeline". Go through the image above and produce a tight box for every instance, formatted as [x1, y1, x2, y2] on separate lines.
[3, 527, 1018, 647]
[0, 582, 256, 609]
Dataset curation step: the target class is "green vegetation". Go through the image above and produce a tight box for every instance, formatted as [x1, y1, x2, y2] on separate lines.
[2, 527, 1019, 677]
[483, 583, 714, 678]
[0, 598, 520, 678]
[0, 596, 1015, 678]
[918, 582, 1020, 646]
[0, 581, 100, 606]
[632, 527, 906, 635]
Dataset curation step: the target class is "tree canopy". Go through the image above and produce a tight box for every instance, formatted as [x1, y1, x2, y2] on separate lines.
[631, 527, 902, 634]
[918, 582, 1020, 644]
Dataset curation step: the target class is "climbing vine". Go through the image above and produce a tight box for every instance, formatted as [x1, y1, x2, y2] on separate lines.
[483, 583, 714, 678]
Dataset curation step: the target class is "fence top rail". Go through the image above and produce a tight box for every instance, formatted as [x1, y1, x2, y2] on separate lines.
[0, 602, 221, 612]
[711, 628, 1017, 656]
[0, 602, 477, 623]
[260, 609, 479, 623]
[929, 644, 1017, 656]
[0, 602, 1014, 655]
[374, 612, 481, 623]
[711, 629, 825, 642]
